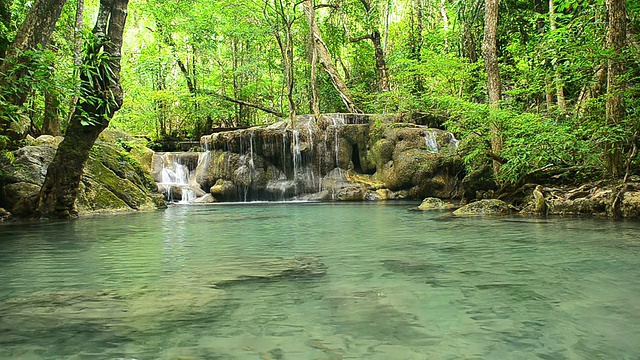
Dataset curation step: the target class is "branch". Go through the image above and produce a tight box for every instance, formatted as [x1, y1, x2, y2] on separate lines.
[202, 90, 286, 118]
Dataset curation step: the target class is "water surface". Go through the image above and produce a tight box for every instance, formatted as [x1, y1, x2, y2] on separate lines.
[1, 203, 639, 359]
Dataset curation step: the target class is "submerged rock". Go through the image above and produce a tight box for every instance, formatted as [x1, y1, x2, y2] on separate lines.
[210, 256, 327, 288]
[453, 199, 514, 216]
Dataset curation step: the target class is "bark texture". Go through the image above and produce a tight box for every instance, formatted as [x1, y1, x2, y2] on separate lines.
[605, 0, 626, 177]
[483, 0, 502, 178]
[37, 0, 129, 218]
[303, 0, 360, 113]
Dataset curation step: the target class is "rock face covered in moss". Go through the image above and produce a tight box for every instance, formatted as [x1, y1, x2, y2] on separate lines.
[0, 129, 165, 217]
[159, 114, 462, 202]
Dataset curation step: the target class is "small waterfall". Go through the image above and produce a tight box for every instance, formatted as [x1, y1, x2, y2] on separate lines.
[425, 131, 440, 154]
[448, 133, 460, 148]
[156, 153, 200, 203]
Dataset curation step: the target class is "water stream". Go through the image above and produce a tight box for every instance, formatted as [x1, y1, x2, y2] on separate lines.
[1, 203, 639, 359]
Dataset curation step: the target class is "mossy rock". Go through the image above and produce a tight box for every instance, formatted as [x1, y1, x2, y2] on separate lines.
[453, 199, 514, 216]
[418, 197, 457, 211]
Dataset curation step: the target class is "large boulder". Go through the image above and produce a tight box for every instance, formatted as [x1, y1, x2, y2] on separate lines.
[0, 134, 165, 217]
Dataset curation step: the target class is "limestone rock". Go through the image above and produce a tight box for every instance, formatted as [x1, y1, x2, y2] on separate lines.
[0, 138, 163, 217]
[210, 179, 237, 201]
[453, 199, 514, 216]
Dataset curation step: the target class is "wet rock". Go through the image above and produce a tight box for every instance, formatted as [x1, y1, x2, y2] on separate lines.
[193, 193, 216, 204]
[198, 114, 463, 201]
[453, 199, 514, 216]
[210, 179, 237, 201]
[417, 197, 457, 210]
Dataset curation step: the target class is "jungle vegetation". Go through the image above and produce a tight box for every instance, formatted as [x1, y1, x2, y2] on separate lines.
[0, 0, 638, 216]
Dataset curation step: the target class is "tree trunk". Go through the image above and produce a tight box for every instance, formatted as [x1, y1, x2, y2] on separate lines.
[303, 0, 360, 113]
[370, 30, 390, 92]
[37, 0, 129, 219]
[0, 0, 67, 133]
[483, 0, 502, 177]
[272, 0, 296, 118]
[358, 0, 390, 92]
[605, 0, 626, 177]
[549, 0, 566, 111]
[0, 0, 10, 59]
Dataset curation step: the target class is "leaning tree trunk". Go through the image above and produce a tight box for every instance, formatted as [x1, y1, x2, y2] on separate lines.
[37, 0, 129, 219]
[483, 0, 502, 178]
[303, 0, 360, 113]
[605, 0, 626, 177]
[0, 0, 67, 134]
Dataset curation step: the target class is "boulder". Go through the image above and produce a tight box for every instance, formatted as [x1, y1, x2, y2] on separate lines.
[453, 199, 514, 216]
[210, 179, 237, 201]
[0, 137, 164, 217]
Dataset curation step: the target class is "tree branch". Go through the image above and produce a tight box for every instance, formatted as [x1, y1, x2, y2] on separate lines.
[201, 90, 286, 118]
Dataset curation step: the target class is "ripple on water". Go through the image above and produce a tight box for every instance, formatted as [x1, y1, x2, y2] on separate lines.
[0, 203, 640, 359]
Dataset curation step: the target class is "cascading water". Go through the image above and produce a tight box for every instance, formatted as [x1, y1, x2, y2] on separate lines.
[424, 131, 440, 154]
[155, 153, 201, 203]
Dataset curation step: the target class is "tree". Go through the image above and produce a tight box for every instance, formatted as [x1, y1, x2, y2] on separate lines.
[37, 0, 129, 218]
[0, 0, 67, 136]
[303, 0, 359, 113]
[604, 0, 627, 177]
[483, 0, 502, 177]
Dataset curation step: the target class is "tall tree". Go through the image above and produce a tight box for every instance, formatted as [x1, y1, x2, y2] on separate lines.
[37, 0, 129, 218]
[0, 0, 67, 135]
[483, 0, 502, 177]
[605, 0, 627, 177]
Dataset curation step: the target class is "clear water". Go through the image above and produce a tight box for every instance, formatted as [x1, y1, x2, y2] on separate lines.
[1, 203, 640, 360]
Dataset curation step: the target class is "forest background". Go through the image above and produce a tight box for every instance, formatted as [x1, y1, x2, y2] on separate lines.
[0, 0, 638, 188]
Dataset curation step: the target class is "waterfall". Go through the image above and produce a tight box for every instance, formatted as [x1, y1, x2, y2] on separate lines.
[425, 131, 440, 154]
[157, 153, 199, 203]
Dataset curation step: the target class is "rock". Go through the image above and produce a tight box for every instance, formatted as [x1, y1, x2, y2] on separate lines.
[621, 191, 640, 218]
[192, 193, 216, 204]
[33, 135, 64, 147]
[0, 138, 163, 217]
[418, 197, 457, 210]
[453, 199, 514, 216]
[0, 145, 57, 185]
[198, 114, 463, 202]
[210, 179, 237, 201]
[1, 182, 41, 210]
[0, 207, 10, 221]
